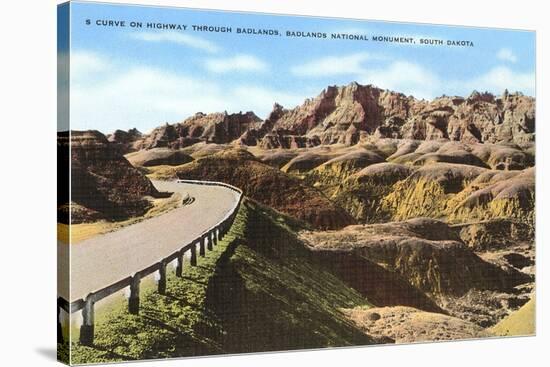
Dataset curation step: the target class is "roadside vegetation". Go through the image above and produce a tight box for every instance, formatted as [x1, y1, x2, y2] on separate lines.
[65, 199, 375, 364]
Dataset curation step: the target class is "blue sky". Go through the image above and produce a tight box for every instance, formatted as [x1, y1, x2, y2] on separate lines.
[65, 1, 536, 133]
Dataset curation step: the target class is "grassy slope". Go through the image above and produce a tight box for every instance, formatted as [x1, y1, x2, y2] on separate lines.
[207, 200, 375, 353]
[491, 296, 536, 336]
[69, 213, 239, 364]
[66, 199, 374, 364]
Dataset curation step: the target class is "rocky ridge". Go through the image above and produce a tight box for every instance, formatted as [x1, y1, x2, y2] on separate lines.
[60, 130, 160, 223]
[132, 111, 261, 150]
[300, 218, 530, 297]
[245, 83, 535, 148]
[157, 149, 355, 230]
[109, 82, 535, 151]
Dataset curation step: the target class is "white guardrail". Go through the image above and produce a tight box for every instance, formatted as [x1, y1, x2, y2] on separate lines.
[57, 180, 243, 346]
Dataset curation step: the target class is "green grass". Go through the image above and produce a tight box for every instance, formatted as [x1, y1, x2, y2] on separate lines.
[210, 200, 374, 353]
[68, 212, 245, 364]
[63, 199, 374, 364]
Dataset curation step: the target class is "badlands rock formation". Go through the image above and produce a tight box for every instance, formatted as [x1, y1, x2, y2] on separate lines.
[167, 149, 355, 230]
[109, 82, 535, 151]
[107, 128, 142, 153]
[126, 147, 194, 167]
[133, 111, 261, 150]
[243, 83, 535, 148]
[60, 130, 160, 223]
[300, 218, 530, 297]
[344, 306, 489, 343]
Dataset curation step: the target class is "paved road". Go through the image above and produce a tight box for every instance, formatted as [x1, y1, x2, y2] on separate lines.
[58, 180, 240, 302]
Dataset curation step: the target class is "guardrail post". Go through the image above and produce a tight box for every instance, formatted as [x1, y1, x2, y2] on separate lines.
[210, 228, 218, 246]
[207, 232, 213, 251]
[190, 244, 197, 266]
[79, 295, 95, 346]
[219, 222, 226, 239]
[199, 236, 206, 257]
[158, 261, 167, 295]
[129, 275, 140, 315]
[57, 298, 63, 344]
[176, 251, 184, 277]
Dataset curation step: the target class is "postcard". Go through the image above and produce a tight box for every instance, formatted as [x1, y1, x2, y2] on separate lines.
[57, 1, 536, 364]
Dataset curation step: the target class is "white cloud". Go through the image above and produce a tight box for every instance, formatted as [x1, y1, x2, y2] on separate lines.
[497, 48, 518, 63]
[130, 31, 220, 53]
[455, 66, 534, 96]
[291, 52, 534, 99]
[205, 54, 268, 73]
[231, 85, 305, 111]
[291, 54, 442, 99]
[70, 55, 305, 132]
[359, 63, 534, 99]
[71, 51, 109, 76]
[70, 51, 535, 134]
[291, 52, 376, 77]
[358, 61, 441, 99]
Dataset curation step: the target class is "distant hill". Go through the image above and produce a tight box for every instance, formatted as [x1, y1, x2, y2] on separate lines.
[113, 82, 535, 150]
[153, 149, 355, 230]
[58, 130, 160, 223]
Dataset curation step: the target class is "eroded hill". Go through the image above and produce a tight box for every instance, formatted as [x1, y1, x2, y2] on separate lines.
[115, 82, 535, 150]
[149, 149, 354, 230]
[58, 130, 162, 223]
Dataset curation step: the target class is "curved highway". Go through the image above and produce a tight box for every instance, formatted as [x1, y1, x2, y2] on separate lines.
[58, 180, 241, 302]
